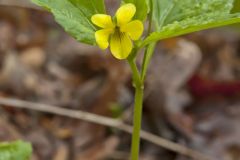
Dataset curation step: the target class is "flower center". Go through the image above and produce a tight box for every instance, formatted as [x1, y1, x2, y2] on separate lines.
[115, 26, 121, 33]
[113, 26, 126, 40]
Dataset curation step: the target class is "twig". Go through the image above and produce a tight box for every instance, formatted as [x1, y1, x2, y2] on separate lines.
[0, 0, 42, 10]
[0, 97, 213, 160]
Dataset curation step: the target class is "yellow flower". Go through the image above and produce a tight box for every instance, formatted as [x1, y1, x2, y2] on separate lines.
[91, 3, 144, 60]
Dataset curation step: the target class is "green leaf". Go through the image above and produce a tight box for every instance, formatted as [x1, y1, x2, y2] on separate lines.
[123, 0, 148, 21]
[0, 140, 32, 160]
[69, 0, 106, 19]
[32, 0, 106, 45]
[153, 0, 234, 30]
[142, 0, 240, 47]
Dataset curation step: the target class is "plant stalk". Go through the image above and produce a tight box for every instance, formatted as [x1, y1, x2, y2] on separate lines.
[130, 83, 144, 160]
[128, 56, 144, 160]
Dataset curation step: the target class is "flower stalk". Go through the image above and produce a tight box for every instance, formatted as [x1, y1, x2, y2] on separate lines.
[131, 83, 144, 160]
[128, 41, 156, 160]
[127, 55, 144, 160]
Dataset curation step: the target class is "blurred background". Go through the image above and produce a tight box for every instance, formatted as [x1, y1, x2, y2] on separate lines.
[0, 0, 240, 160]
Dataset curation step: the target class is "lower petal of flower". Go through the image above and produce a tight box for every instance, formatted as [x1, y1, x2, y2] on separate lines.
[95, 29, 113, 49]
[110, 32, 132, 59]
[121, 20, 144, 40]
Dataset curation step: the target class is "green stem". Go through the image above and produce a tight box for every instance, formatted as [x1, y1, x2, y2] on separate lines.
[141, 0, 155, 81]
[147, 0, 153, 36]
[130, 84, 144, 160]
[141, 42, 156, 81]
[128, 43, 156, 159]
[127, 55, 144, 160]
[127, 54, 141, 88]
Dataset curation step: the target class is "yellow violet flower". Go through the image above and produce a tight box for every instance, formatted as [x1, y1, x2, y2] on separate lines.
[91, 3, 144, 60]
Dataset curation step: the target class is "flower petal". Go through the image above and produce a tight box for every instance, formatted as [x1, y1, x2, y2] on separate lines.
[121, 20, 144, 40]
[116, 3, 136, 26]
[95, 29, 113, 49]
[91, 14, 114, 28]
[110, 32, 132, 59]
